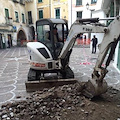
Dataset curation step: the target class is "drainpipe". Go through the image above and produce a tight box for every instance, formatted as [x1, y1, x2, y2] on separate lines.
[114, 0, 116, 16]
[71, 0, 72, 25]
[49, 0, 51, 18]
[50, 0, 52, 18]
[35, 0, 37, 21]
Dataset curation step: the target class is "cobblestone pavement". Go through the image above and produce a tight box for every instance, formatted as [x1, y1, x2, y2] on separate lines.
[0, 47, 30, 106]
[0, 46, 120, 106]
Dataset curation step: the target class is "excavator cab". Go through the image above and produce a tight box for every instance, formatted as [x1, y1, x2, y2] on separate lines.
[27, 19, 73, 81]
[36, 18, 68, 59]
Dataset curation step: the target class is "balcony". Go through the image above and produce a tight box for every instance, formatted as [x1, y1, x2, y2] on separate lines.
[5, 17, 13, 26]
[12, 0, 19, 3]
[20, 0, 25, 5]
[25, 0, 33, 2]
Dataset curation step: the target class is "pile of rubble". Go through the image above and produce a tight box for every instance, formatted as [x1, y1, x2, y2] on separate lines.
[0, 82, 120, 120]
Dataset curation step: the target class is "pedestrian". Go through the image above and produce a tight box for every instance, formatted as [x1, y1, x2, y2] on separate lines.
[84, 35, 86, 44]
[91, 35, 98, 54]
[8, 36, 11, 48]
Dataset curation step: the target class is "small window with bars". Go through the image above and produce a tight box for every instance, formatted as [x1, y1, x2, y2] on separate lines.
[77, 11, 82, 19]
[76, 0, 82, 6]
[91, 0, 97, 4]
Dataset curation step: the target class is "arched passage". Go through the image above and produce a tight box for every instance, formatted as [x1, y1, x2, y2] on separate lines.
[17, 30, 27, 46]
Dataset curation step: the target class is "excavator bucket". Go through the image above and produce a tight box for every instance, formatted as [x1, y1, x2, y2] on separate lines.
[82, 79, 108, 98]
[25, 78, 108, 99]
[25, 78, 78, 92]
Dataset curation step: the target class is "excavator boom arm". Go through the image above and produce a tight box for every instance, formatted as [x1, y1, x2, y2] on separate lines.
[59, 18, 107, 59]
[92, 17, 120, 81]
[59, 17, 120, 97]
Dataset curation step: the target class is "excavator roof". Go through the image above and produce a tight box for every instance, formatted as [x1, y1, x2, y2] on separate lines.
[36, 18, 67, 25]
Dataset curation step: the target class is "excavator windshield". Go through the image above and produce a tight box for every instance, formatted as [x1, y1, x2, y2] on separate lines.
[36, 19, 68, 59]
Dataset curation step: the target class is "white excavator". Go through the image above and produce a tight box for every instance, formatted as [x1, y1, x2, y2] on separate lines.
[26, 16, 120, 98]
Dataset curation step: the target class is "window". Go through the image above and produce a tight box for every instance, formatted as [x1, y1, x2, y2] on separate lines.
[76, 0, 82, 6]
[55, 8, 60, 19]
[39, 10, 43, 19]
[37, 25, 50, 42]
[28, 11, 32, 24]
[77, 11, 82, 18]
[15, 11, 19, 22]
[38, 0, 42, 3]
[22, 13, 25, 23]
[91, 0, 97, 4]
[5, 9, 9, 18]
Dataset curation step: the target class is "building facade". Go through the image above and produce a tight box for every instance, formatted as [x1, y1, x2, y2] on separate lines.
[0, 0, 34, 48]
[25, 0, 37, 41]
[68, 0, 120, 72]
[37, 0, 68, 20]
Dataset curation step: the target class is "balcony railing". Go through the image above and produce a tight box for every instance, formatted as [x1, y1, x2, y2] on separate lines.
[20, 0, 25, 5]
[5, 17, 13, 26]
[12, 0, 19, 3]
[25, 0, 33, 2]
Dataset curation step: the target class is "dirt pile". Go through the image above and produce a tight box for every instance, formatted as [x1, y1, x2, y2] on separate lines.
[0, 82, 120, 120]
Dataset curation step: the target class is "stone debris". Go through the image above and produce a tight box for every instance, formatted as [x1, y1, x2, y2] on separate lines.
[0, 82, 86, 120]
[0, 82, 120, 120]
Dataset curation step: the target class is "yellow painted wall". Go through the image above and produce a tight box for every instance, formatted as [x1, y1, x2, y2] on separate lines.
[25, 0, 37, 25]
[51, 0, 68, 20]
[37, 0, 50, 18]
[37, 0, 68, 20]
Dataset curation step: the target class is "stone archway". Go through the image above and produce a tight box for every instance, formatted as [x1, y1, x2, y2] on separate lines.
[17, 29, 27, 46]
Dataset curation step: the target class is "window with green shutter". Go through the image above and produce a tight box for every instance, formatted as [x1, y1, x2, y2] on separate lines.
[39, 10, 43, 19]
[5, 9, 9, 18]
[22, 13, 25, 23]
[110, 1, 114, 17]
[38, 0, 42, 3]
[15, 11, 19, 22]
[55, 8, 60, 19]
[28, 11, 32, 24]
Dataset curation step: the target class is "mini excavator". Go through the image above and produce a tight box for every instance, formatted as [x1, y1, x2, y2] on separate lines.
[26, 17, 120, 98]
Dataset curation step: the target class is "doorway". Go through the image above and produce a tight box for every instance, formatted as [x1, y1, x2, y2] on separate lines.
[17, 30, 27, 46]
[0, 34, 2, 49]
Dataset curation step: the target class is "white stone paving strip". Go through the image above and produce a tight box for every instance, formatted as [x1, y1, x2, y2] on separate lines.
[10, 48, 16, 57]
[2, 49, 11, 58]
[0, 61, 18, 104]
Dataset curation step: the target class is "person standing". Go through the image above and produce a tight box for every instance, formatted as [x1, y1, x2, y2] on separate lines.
[91, 35, 98, 54]
[8, 36, 11, 48]
[84, 35, 86, 44]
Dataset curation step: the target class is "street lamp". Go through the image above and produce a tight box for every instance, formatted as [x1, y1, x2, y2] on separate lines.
[86, 2, 94, 18]
[86, 2, 94, 42]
